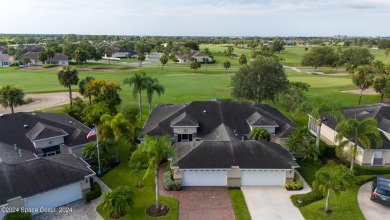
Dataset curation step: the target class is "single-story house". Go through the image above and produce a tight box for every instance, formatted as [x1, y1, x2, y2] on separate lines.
[0, 112, 93, 158]
[111, 51, 135, 58]
[308, 103, 390, 167]
[0, 154, 94, 218]
[171, 141, 298, 186]
[141, 100, 299, 187]
[176, 51, 213, 63]
[18, 52, 69, 66]
[0, 53, 12, 67]
[140, 100, 297, 147]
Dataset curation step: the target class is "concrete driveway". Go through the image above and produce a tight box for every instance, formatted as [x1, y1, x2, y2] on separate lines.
[358, 181, 390, 219]
[241, 177, 311, 220]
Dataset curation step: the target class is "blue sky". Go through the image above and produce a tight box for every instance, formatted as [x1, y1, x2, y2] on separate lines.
[1, 0, 390, 36]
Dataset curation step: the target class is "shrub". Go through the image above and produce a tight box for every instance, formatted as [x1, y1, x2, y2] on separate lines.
[290, 191, 323, 207]
[23, 97, 33, 105]
[355, 175, 375, 186]
[86, 181, 102, 202]
[163, 171, 182, 191]
[320, 144, 336, 157]
[285, 181, 304, 190]
[353, 164, 390, 176]
[4, 211, 32, 220]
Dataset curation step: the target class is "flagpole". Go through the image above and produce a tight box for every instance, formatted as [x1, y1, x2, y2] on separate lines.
[95, 124, 101, 175]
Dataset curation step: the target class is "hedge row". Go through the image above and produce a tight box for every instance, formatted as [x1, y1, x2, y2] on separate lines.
[86, 181, 102, 202]
[4, 211, 32, 220]
[353, 165, 390, 176]
[290, 191, 323, 207]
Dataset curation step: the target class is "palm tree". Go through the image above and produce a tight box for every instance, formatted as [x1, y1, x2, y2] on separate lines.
[313, 166, 342, 213]
[138, 135, 174, 210]
[202, 47, 210, 69]
[300, 97, 343, 150]
[123, 72, 150, 121]
[373, 75, 389, 102]
[129, 149, 149, 188]
[57, 65, 79, 106]
[335, 118, 382, 170]
[249, 128, 271, 141]
[145, 78, 165, 112]
[79, 76, 95, 104]
[100, 186, 135, 218]
[46, 49, 55, 63]
[0, 84, 24, 113]
[286, 126, 319, 160]
[159, 54, 168, 70]
[223, 60, 231, 74]
[352, 66, 374, 105]
[137, 53, 146, 67]
[38, 51, 47, 64]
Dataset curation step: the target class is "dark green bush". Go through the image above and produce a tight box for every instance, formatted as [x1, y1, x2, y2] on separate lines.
[290, 191, 323, 207]
[163, 171, 182, 191]
[355, 175, 375, 186]
[320, 144, 336, 157]
[285, 181, 304, 190]
[4, 211, 32, 220]
[354, 165, 390, 176]
[85, 181, 102, 202]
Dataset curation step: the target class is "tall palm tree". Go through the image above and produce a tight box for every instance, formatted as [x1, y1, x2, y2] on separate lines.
[123, 72, 149, 121]
[202, 47, 210, 69]
[0, 84, 24, 113]
[137, 53, 146, 67]
[352, 66, 374, 105]
[79, 76, 95, 104]
[313, 166, 342, 213]
[145, 78, 165, 112]
[159, 54, 168, 70]
[100, 186, 135, 218]
[249, 128, 271, 141]
[300, 97, 343, 150]
[286, 126, 319, 160]
[57, 65, 79, 106]
[335, 118, 382, 170]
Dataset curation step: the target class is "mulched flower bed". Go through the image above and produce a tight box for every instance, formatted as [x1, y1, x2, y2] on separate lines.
[146, 204, 170, 217]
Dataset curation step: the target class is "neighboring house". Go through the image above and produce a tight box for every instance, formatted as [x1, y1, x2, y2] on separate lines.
[0, 112, 93, 158]
[308, 103, 390, 167]
[0, 53, 12, 67]
[141, 100, 299, 186]
[18, 52, 69, 66]
[0, 154, 94, 218]
[111, 50, 135, 58]
[171, 141, 298, 186]
[176, 51, 213, 63]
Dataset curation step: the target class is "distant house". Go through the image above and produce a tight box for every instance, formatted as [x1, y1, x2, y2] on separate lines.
[111, 50, 135, 58]
[0, 53, 12, 67]
[176, 51, 213, 63]
[0, 112, 96, 219]
[18, 52, 69, 66]
[140, 100, 299, 186]
[308, 103, 390, 167]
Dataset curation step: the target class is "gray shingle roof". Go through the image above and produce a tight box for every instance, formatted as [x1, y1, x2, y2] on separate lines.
[141, 100, 296, 140]
[246, 112, 279, 127]
[0, 154, 94, 205]
[172, 141, 298, 169]
[26, 122, 68, 141]
[18, 52, 68, 61]
[171, 112, 199, 127]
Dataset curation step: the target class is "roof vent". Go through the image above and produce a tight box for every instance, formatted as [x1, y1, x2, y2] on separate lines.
[24, 124, 29, 128]
[69, 121, 73, 124]
[203, 110, 207, 113]
[31, 112, 37, 116]
[0, 114, 4, 118]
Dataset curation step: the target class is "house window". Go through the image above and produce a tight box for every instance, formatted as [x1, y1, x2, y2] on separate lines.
[372, 151, 384, 166]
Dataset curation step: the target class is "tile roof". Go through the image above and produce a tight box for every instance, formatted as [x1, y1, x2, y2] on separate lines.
[141, 100, 296, 140]
[0, 154, 94, 205]
[172, 140, 298, 169]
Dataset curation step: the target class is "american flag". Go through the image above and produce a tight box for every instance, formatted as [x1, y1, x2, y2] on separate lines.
[87, 127, 96, 139]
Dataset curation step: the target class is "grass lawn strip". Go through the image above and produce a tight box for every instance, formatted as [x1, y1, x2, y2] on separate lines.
[229, 188, 251, 220]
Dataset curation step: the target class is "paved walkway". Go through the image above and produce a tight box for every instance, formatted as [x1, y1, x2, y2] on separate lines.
[358, 181, 390, 219]
[159, 163, 235, 220]
[241, 173, 311, 220]
[33, 177, 110, 220]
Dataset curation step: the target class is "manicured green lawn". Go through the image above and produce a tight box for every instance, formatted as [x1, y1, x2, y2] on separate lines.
[296, 159, 323, 187]
[229, 188, 251, 220]
[97, 142, 178, 220]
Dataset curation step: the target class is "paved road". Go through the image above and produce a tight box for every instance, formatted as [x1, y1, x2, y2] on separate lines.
[0, 92, 82, 114]
[358, 181, 390, 219]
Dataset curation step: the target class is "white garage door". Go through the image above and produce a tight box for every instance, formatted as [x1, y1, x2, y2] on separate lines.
[182, 170, 227, 186]
[25, 182, 82, 215]
[241, 170, 285, 186]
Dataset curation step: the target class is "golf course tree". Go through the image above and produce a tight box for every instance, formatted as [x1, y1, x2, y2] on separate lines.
[249, 128, 271, 141]
[137, 53, 146, 67]
[239, 54, 247, 65]
[385, 49, 390, 60]
[78, 76, 95, 104]
[340, 47, 374, 73]
[75, 49, 88, 66]
[190, 60, 201, 72]
[299, 97, 343, 150]
[286, 126, 319, 161]
[38, 51, 47, 64]
[159, 54, 168, 70]
[373, 75, 390, 102]
[138, 135, 174, 212]
[129, 149, 149, 188]
[352, 65, 374, 105]
[278, 81, 310, 119]
[0, 84, 24, 114]
[313, 164, 355, 213]
[226, 46, 234, 59]
[251, 50, 257, 60]
[145, 77, 165, 112]
[99, 186, 135, 219]
[21, 57, 30, 66]
[57, 65, 79, 106]
[271, 38, 285, 54]
[202, 47, 211, 69]
[123, 71, 150, 121]
[223, 60, 231, 74]
[231, 58, 289, 104]
[335, 118, 382, 170]
[301, 46, 338, 70]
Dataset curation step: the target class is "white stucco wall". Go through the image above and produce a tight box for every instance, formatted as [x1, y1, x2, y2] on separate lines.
[173, 127, 197, 134]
